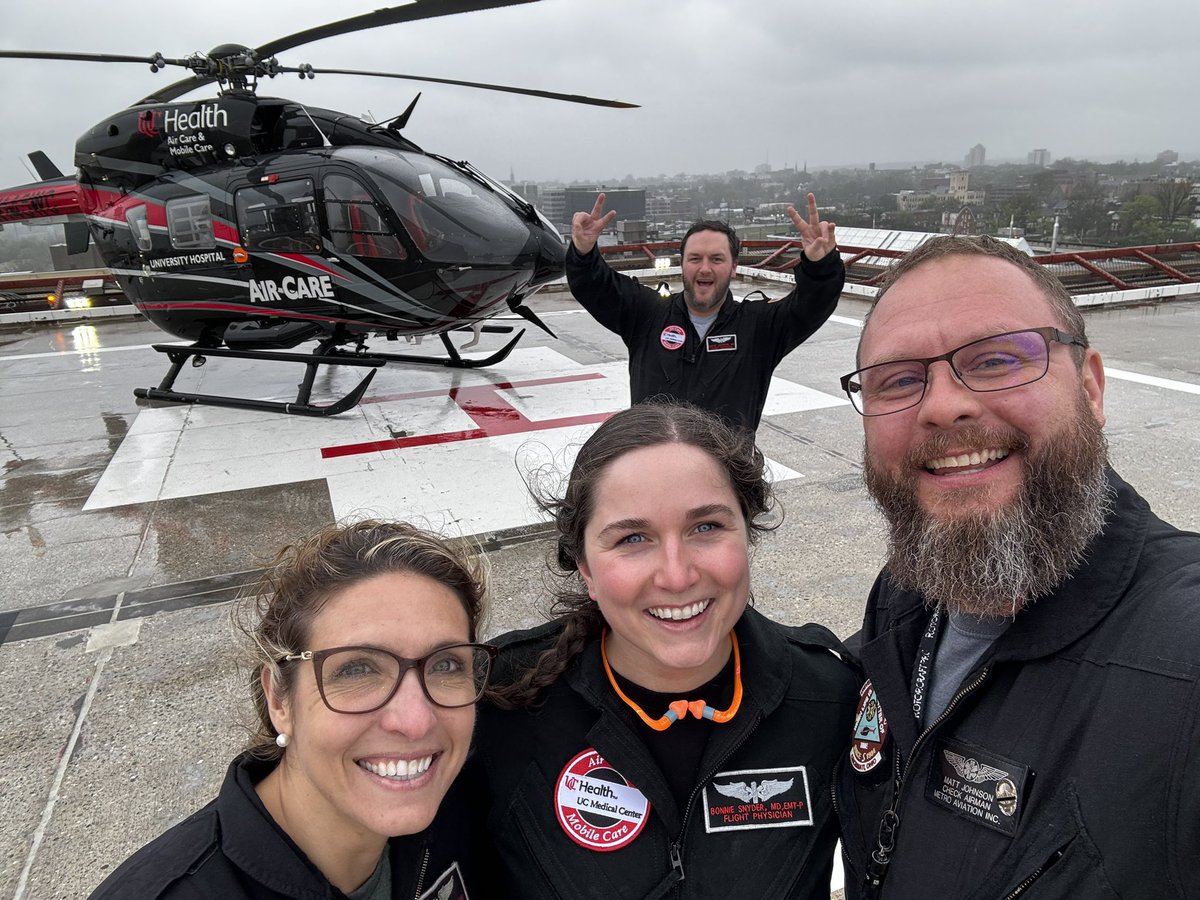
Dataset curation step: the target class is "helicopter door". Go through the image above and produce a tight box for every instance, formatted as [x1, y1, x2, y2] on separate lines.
[234, 177, 322, 254]
[322, 174, 405, 260]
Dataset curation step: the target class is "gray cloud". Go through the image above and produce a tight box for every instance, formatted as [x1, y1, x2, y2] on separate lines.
[1, 0, 1196, 192]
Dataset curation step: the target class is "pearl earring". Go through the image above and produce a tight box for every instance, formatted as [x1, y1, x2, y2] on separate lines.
[275, 733, 290, 748]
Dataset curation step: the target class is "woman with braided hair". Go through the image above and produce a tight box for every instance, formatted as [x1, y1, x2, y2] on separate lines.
[470, 402, 859, 899]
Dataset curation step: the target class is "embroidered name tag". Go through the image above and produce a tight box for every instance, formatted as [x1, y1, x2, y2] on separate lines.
[706, 334, 736, 352]
[925, 737, 1030, 837]
[418, 861, 469, 900]
[703, 765, 813, 832]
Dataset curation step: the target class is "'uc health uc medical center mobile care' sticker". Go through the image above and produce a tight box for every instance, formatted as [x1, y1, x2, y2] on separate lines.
[660, 325, 686, 350]
[555, 748, 651, 851]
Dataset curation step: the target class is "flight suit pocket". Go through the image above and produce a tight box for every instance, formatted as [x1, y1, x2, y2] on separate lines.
[499, 757, 657, 900]
[965, 782, 1119, 900]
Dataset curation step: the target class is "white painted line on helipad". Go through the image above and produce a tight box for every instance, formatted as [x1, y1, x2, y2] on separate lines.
[828, 315, 864, 328]
[0, 341, 187, 362]
[1104, 368, 1200, 395]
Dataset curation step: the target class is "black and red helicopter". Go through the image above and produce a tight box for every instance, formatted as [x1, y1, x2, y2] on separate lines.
[0, 0, 635, 415]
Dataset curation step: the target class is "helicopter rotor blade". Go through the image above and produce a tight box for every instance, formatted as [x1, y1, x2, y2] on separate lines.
[279, 66, 638, 109]
[258, 0, 540, 58]
[142, 0, 541, 104]
[0, 50, 189, 67]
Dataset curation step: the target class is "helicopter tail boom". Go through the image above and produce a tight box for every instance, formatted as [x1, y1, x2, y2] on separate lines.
[0, 175, 83, 224]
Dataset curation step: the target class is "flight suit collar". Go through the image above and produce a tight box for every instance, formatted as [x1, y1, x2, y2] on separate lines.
[565, 607, 788, 832]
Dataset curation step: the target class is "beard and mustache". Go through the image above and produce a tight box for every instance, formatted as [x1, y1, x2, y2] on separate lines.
[864, 390, 1114, 618]
[682, 269, 734, 315]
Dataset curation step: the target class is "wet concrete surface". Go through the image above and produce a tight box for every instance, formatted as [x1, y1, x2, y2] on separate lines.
[0, 291, 1197, 898]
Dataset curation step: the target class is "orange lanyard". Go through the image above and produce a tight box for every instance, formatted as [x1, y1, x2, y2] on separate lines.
[600, 629, 743, 731]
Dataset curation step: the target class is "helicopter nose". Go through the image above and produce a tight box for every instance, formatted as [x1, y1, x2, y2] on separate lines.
[529, 223, 567, 286]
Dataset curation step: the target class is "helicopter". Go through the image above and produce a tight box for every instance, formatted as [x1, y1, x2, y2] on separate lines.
[0, 0, 636, 415]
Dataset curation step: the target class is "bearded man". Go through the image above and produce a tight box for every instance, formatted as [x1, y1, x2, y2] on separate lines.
[834, 234, 1200, 899]
[566, 193, 843, 432]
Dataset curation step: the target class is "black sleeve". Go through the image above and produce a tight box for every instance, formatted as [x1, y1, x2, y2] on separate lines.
[760, 251, 845, 358]
[565, 243, 658, 339]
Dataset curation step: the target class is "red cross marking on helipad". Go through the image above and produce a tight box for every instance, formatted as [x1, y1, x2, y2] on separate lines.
[321, 372, 614, 459]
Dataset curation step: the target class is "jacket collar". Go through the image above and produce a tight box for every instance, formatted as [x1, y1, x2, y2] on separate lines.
[218, 754, 334, 898]
[669, 290, 738, 329]
[218, 754, 430, 899]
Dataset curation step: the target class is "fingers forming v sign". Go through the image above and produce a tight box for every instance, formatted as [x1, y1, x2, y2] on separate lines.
[786, 193, 837, 262]
[571, 192, 618, 254]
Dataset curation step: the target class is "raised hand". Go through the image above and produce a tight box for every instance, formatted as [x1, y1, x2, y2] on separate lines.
[786, 193, 837, 262]
[571, 193, 618, 255]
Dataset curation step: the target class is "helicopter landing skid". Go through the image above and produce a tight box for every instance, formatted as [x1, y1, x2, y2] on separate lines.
[134, 340, 386, 417]
[361, 328, 526, 369]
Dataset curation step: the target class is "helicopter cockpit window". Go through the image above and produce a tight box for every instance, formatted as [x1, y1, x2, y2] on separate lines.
[333, 147, 528, 265]
[235, 178, 322, 254]
[125, 205, 153, 253]
[165, 196, 215, 250]
[323, 174, 405, 260]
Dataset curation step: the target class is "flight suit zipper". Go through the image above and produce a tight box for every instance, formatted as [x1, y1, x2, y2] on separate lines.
[411, 846, 430, 899]
[861, 666, 991, 899]
[1001, 849, 1064, 900]
[659, 710, 762, 899]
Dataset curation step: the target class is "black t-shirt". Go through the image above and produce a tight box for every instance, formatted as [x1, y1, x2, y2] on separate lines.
[611, 656, 736, 812]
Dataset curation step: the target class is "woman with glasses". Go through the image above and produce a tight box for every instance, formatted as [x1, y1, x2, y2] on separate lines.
[470, 403, 860, 899]
[90, 520, 495, 900]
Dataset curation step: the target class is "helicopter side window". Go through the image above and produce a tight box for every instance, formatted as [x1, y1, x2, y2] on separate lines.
[323, 174, 405, 260]
[165, 196, 215, 250]
[235, 178, 322, 254]
[125, 205, 153, 253]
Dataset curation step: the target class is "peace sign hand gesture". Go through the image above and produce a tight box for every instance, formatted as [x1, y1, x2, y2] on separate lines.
[571, 193, 618, 255]
[786, 193, 838, 262]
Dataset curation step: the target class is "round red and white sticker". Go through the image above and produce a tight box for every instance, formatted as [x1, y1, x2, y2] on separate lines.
[660, 325, 686, 350]
[555, 748, 651, 852]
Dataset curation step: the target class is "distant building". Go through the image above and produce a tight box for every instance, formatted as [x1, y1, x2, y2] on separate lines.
[1156, 149, 1179, 165]
[964, 144, 986, 168]
[511, 182, 540, 204]
[616, 220, 648, 244]
[541, 187, 646, 230]
[1028, 148, 1051, 167]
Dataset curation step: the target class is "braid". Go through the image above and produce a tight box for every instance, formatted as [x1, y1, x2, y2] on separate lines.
[487, 605, 603, 709]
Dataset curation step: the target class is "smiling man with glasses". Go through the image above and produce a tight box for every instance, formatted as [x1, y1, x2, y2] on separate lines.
[833, 235, 1200, 900]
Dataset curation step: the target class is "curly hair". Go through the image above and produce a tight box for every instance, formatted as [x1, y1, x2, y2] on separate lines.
[236, 520, 487, 759]
[489, 402, 777, 708]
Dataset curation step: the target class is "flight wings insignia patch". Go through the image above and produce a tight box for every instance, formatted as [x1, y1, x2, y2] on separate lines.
[703, 766, 813, 832]
[712, 778, 793, 804]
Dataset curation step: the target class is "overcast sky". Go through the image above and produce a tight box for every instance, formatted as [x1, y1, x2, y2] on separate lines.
[2, 0, 1198, 191]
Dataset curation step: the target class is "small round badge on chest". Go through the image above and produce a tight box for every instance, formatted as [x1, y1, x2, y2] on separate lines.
[660, 325, 686, 350]
[555, 748, 651, 851]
